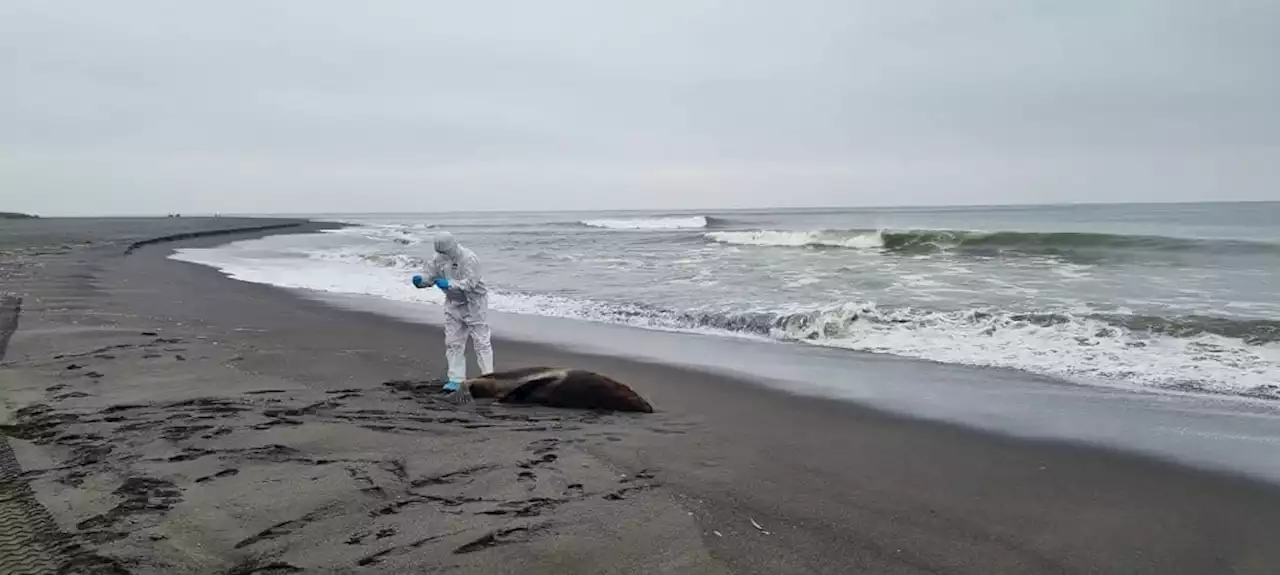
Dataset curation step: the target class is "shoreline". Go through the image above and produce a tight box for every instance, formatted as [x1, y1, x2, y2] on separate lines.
[292, 283, 1280, 482]
[313, 286, 1280, 408]
[5, 218, 1280, 573]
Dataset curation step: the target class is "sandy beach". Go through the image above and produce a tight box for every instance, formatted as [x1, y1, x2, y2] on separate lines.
[5, 218, 1280, 575]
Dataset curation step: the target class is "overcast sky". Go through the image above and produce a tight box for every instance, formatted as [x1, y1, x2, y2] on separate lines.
[2, 1, 1277, 216]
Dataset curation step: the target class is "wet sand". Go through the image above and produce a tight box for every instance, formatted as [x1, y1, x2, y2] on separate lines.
[4, 219, 1280, 574]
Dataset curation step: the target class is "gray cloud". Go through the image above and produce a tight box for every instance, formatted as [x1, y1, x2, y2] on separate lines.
[3, 0, 1277, 215]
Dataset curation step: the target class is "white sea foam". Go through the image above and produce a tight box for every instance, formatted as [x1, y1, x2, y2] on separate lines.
[581, 216, 708, 230]
[1052, 262, 1095, 280]
[768, 303, 1280, 397]
[705, 230, 884, 249]
[323, 223, 433, 246]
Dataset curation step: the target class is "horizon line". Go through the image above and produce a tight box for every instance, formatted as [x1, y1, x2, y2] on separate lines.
[13, 198, 1278, 219]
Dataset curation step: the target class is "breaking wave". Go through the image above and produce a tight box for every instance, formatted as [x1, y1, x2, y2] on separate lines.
[579, 215, 737, 230]
[324, 223, 434, 246]
[501, 300, 1280, 399]
[880, 230, 1280, 256]
[581, 216, 708, 230]
[706, 228, 1280, 259]
[706, 230, 883, 249]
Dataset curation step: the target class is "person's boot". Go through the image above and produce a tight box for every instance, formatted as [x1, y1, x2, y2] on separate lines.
[446, 380, 473, 405]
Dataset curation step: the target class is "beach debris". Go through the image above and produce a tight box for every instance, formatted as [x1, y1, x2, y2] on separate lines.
[713, 530, 723, 537]
[750, 517, 770, 535]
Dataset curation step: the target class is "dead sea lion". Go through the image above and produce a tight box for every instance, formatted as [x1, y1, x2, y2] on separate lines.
[458, 367, 654, 413]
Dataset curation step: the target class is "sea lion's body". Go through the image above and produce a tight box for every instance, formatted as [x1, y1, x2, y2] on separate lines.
[462, 367, 654, 413]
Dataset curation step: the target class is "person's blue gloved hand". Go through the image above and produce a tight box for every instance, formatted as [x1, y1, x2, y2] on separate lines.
[412, 275, 425, 288]
[434, 278, 450, 290]
[443, 380, 459, 392]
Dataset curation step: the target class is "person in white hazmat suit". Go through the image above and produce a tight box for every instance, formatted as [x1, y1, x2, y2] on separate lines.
[412, 232, 493, 402]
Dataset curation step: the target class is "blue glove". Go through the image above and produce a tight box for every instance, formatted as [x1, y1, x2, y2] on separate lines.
[443, 380, 460, 392]
[412, 275, 424, 288]
[435, 278, 450, 290]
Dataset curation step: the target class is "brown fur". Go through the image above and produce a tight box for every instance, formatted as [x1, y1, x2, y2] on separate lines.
[462, 367, 653, 413]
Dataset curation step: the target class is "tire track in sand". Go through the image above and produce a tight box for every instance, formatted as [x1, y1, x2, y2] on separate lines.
[1, 295, 130, 574]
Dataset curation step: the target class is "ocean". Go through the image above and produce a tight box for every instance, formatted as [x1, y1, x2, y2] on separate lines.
[170, 202, 1280, 400]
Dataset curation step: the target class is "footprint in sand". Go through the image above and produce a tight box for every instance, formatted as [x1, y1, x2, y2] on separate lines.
[195, 468, 240, 484]
[54, 391, 92, 400]
[527, 438, 560, 455]
[517, 453, 558, 469]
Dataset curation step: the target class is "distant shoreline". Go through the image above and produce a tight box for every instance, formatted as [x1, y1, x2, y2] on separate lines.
[0, 212, 38, 219]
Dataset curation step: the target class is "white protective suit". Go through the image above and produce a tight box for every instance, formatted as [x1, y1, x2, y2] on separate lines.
[422, 232, 493, 382]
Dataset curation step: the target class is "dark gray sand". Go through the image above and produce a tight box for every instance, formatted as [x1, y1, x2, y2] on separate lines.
[4, 219, 1280, 574]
